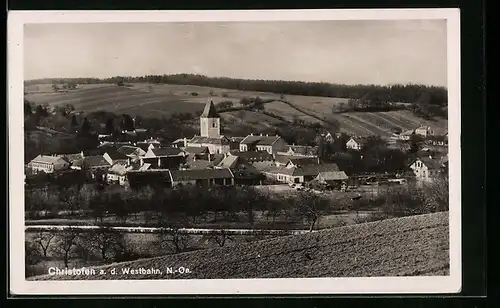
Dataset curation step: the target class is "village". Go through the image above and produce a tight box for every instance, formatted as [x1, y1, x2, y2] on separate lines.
[26, 99, 449, 193]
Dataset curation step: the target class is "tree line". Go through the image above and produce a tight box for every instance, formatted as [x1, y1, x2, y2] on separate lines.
[25, 74, 448, 106]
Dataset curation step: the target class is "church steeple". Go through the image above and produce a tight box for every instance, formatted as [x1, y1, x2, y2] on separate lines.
[201, 100, 219, 118]
[200, 100, 220, 138]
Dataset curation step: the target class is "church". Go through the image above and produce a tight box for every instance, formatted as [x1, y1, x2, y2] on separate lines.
[184, 100, 231, 154]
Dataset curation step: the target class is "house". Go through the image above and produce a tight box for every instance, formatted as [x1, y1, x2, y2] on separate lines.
[169, 168, 234, 187]
[71, 155, 111, 171]
[229, 137, 245, 150]
[284, 157, 320, 168]
[414, 125, 434, 137]
[239, 134, 287, 154]
[264, 163, 340, 184]
[399, 130, 414, 141]
[184, 146, 210, 159]
[106, 163, 133, 186]
[142, 147, 186, 169]
[409, 157, 444, 181]
[117, 145, 147, 159]
[57, 152, 84, 165]
[186, 136, 231, 154]
[126, 169, 172, 190]
[28, 155, 70, 174]
[228, 150, 275, 171]
[171, 138, 188, 148]
[346, 137, 368, 151]
[103, 150, 130, 165]
[277, 145, 318, 157]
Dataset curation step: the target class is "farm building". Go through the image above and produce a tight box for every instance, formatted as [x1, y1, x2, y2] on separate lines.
[169, 168, 234, 187]
[216, 155, 265, 185]
[28, 155, 70, 174]
[315, 171, 349, 189]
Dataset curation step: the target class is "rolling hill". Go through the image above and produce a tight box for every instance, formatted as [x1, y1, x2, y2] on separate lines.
[30, 211, 449, 280]
[25, 83, 448, 137]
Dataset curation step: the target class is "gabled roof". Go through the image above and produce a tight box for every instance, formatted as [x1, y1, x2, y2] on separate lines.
[73, 156, 111, 169]
[170, 168, 233, 181]
[186, 160, 214, 170]
[184, 146, 209, 155]
[287, 157, 319, 167]
[240, 135, 281, 146]
[217, 155, 239, 169]
[200, 100, 219, 118]
[57, 153, 82, 163]
[189, 136, 230, 145]
[210, 153, 225, 166]
[150, 147, 184, 157]
[316, 171, 349, 181]
[347, 136, 369, 145]
[285, 145, 318, 156]
[117, 146, 141, 156]
[30, 155, 67, 165]
[104, 149, 129, 160]
[229, 150, 274, 162]
[293, 163, 340, 177]
[108, 163, 131, 175]
[410, 157, 444, 170]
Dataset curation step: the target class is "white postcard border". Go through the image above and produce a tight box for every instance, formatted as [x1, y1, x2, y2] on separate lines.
[8, 9, 461, 295]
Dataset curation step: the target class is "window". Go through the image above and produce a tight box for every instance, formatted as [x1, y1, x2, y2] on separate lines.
[212, 122, 217, 128]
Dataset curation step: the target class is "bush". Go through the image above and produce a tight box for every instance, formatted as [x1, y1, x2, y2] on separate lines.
[191, 92, 199, 96]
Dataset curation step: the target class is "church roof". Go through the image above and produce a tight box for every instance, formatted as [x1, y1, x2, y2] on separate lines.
[201, 100, 219, 118]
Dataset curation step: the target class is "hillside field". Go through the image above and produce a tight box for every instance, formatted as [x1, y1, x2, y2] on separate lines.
[31, 211, 449, 280]
[25, 83, 448, 137]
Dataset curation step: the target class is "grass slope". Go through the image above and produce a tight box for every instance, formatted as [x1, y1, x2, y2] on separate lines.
[25, 83, 447, 136]
[31, 212, 449, 280]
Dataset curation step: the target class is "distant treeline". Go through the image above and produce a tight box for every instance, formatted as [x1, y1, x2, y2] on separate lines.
[25, 74, 448, 106]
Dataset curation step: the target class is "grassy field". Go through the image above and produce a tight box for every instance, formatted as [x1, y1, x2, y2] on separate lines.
[30, 211, 449, 280]
[25, 82, 447, 137]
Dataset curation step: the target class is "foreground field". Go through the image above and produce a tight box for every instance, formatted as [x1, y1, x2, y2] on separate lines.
[31, 211, 449, 280]
[25, 82, 447, 137]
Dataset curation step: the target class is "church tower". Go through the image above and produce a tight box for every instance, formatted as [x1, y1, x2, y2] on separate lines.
[200, 100, 220, 138]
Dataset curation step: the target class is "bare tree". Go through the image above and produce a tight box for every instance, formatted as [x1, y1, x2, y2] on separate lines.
[33, 231, 56, 257]
[154, 215, 190, 254]
[58, 186, 83, 217]
[295, 191, 331, 232]
[54, 230, 79, 267]
[209, 227, 234, 247]
[81, 229, 122, 261]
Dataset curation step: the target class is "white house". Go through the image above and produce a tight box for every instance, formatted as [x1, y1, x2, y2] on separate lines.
[409, 157, 444, 181]
[414, 126, 434, 138]
[28, 155, 70, 174]
[399, 130, 414, 141]
[346, 137, 366, 151]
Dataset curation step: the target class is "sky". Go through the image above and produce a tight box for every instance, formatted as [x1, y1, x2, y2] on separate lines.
[24, 20, 447, 86]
